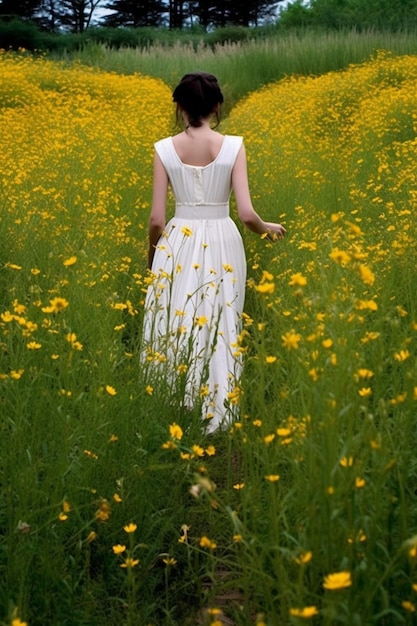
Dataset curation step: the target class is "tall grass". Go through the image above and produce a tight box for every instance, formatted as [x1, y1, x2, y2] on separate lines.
[1, 46, 417, 626]
[55, 29, 417, 112]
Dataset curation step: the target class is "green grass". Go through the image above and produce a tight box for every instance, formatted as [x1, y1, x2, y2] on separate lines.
[1, 38, 417, 626]
[55, 28, 417, 113]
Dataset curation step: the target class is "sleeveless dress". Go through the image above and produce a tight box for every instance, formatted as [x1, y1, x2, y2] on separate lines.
[142, 134, 246, 432]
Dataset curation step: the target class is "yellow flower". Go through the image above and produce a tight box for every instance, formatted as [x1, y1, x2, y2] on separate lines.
[265, 355, 277, 363]
[195, 315, 208, 327]
[120, 557, 139, 568]
[41, 296, 69, 313]
[86, 531, 97, 543]
[200, 536, 217, 550]
[289, 606, 319, 618]
[26, 341, 42, 350]
[12, 618, 28, 626]
[340, 456, 354, 467]
[10, 369, 24, 380]
[112, 544, 126, 554]
[323, 570, 352, 590]
[358, 263, 375, 285]
[124, 523, 137, 533]
[145, 385, 153, 395]
[181, 225, 193, 237]
[63, 255, 77, 266]
[358, 387, 372, 397]
[169, 423, 183, 440]
[329, 248, 351, 265]
[394, 349, 410, 362]
[223, 263, 234, 272]
[105, 385, 117, 396]
[281, 330, 301, 350]
[289, 272, 307, 286]
[355, 477, 366, 488]
[192, 444, 205, 457]
[294, 551, 313, 565]
[162, 556, 177, 566]
[401, 601, 415, 612]
[255, 282, 275, 294]
[264, 474, 280, 482]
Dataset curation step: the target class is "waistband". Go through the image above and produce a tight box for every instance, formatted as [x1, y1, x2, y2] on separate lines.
[175, 203, 229, 220]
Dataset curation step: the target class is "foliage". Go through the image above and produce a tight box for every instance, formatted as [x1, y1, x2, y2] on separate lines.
[1, 46, 417, 626]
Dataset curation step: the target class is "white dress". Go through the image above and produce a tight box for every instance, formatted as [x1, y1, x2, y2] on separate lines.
[142, 134, 246, 432]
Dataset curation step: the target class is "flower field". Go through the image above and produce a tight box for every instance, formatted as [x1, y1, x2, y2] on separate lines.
[1, 49, 417, 625]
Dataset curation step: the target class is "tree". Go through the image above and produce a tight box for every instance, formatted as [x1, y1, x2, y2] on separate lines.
[0, 0, 42, 20]
[58, 0, 106, 31]
[103, 0, 166, 26]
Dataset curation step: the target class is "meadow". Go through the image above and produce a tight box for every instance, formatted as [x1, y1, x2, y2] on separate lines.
[0, 34, 417, 626]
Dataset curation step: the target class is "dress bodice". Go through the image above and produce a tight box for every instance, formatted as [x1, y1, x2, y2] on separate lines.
[154, 134, 243, 208]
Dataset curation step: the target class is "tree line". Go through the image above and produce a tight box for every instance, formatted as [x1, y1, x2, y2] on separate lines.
[0, 0, 416, 37]
[0, 0, 283, 32]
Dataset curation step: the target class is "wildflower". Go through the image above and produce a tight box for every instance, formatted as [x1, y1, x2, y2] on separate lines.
[113, 493, 122, 503]
[65, 333, 83, 350]
[355, 477, 366, 488]
[86, 531, 97, 543]
[205, 445, 216, 456]
[181, 225, 193, 237]
[63, 255, 77, 266]
[294, 551, 312, 565]
[323, 571, 352, 590]
[12, 618, 28, 626]
[200, 536, 217, 550]
[281, 330, 301, 350]
[402, 601, 415, 612]
[112, 544, 126, 554]
[192, 444, 205, 457]
[264, 474, 280, 482]
[358, 263, 375, 285]
[120, 557, 139, 568]
[340, 456, 354, 467]
[223, 263, 233, 272]
[233, 534, 243, 542]
[264, 434, 275, 444]
[41, 297, 69, 313]
[289, 272, 307, 286]
[26, 341, 42, 350]
[145, 385, 153, 395]
[162, 556, 177, 566]
[358, 387, 372, 397]
[195, 316, 208, 327]
[329, 248, 351, 265]
[355, 368, 374, 380]
[178, 524, 190, 543]
[289, 606, 319, 618]
[265, 355, 277, 363]
[105, 385, 117, 396]
[10, 369, 24, 380]
[255, 282, 275, 294]
[169, 423, 183, 440]
[394, 349, 410, 362]
[124, 523, 137, 533]
[95, 499, 111, 521]
[322, 338, 333, 348]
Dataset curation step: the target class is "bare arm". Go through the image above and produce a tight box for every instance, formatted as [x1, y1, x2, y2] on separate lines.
[147, 152, 169, 268]
[232, 144, 286, 240]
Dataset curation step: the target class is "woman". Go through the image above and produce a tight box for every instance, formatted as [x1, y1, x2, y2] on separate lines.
[142, 72, 286, 432]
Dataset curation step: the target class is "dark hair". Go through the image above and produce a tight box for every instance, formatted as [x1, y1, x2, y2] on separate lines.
[172, 72, 224, 128]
